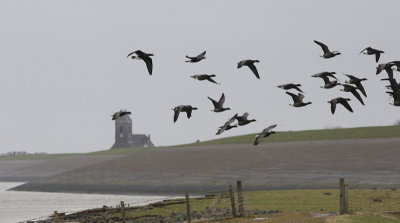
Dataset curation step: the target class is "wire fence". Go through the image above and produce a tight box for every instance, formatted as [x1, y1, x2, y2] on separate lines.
[21, 180, 400, 223]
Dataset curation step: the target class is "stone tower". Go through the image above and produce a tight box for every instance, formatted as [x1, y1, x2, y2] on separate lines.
[110, 113, 154, 149]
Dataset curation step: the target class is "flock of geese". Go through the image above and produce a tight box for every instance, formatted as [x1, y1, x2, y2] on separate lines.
[113, 41, 399, 146]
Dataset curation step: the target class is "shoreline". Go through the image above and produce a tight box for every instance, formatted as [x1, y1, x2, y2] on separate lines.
[8, 181, 400, 196]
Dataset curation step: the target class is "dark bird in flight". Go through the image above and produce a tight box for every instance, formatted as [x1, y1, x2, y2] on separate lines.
[172, 105, 198, 123]
[111, 110, 131, 120]
[127, 50, 154, 75]
[320, 76, 341, 89]
[237, 59, 260, 79]
[286, 92, 312, 107]
[277, 83, 303, 93]
[344, 74, 367, 97]
[186, 51, 206, 63]
[216, 114, 238, 135]
[314, 40, 341, 58]
[340, 84, 365, 105]
[254, 124, 277, 146]
[360, 47, 384, 63]
[381, 77, 400, 106]
[208, 93, 231, 112]
[312, 71, 337, 79]
[234, 112, 256, 126]
[376, 61, 400, 79]
[190, 74, 220, 85]
[328, 97, 353, 114]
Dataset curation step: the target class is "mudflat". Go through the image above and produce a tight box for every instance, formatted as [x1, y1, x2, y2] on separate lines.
[8, 138, 400, 195]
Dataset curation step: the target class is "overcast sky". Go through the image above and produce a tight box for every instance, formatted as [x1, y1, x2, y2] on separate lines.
[0, 1, 399, 154]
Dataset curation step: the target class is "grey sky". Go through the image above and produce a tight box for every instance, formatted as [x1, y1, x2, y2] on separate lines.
[1, 1, 399, 153]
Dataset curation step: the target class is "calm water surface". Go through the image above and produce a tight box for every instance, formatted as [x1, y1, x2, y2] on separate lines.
[0, 182, 168, 223]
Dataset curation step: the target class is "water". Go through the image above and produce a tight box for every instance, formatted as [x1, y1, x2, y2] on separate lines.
[0, 182, 168, 223]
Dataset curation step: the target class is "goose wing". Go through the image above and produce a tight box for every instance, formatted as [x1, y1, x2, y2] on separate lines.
[218, 93, 226, 106]
[322, 76, 331, 84]
[197, 51, 206, 57]
[127, 52, 135, 58]
[359, 47, 368, 54]
[111, 112, 120, 120]
[208, 97, 219, 108]
[286, 91, 300, 103]
[247, 63, 260, 79]
[254, 124, 277, 145]
[142, 56, 153, 75]
[338, 98, 353, 112]
[206, 76, 219, 84]
[186, 108, 192, 119]
[350, 89, 364, 105]
[237, 60, 246, 68]
[314, 40, 330, 53]
[355, 82, 367, 97]
[298, 93, 305, 103]
[242, 112, 249, 120]
[216, 125, 227, 135]
[294, 85, 303, 93]
[330, 99, 337, 114]
[173, 109, 180, 123]
[375, 52, 381, 63]
[223, 114, 237, 126]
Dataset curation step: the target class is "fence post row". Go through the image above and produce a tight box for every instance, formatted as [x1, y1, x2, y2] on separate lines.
[229, 184, 238, 217]
[237, 180, 245, 217]
[185, 192, 192, 223]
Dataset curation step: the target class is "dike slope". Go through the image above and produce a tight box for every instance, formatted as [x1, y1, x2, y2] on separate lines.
[11, 138, 400, 195]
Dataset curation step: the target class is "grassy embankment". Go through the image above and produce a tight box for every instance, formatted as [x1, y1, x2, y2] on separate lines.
[1, 125, 400, 160]
[63, 189, 400, 223]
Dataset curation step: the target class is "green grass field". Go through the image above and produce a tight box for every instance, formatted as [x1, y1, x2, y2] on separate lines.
[97, 189, 400, 223]
[1, 125, 399, 160]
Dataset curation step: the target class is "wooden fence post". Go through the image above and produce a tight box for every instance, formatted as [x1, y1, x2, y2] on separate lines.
[229, 184, 237, 217]
[120, 201, 126, 223]
[237, 180, 245, 217]
[344, 184, 349, 214]
[54, 211, 60, 223]
[185, 192, 191, 223]
[340, 178, 345, 215]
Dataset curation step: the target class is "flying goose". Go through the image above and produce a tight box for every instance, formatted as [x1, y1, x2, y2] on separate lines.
[360, 47, 384, 62]
[254, 124, 277, 146]
[340, 84, 365, 105]
[172, 105, 198, 123]
[277, 83, 303, 93]
[191, 74, 220, 85]
[237, 59, 260, 79]
[344, 74, 367, 97]
[286, 92, 312, 107]
[312, 71, 337, 79]
[320, 76, 340, 89]
[314, 40, 341, 58]
[186, 51, 206, 63]
[234, 112, 256, 126]
[127, 50, 154, 75]
[111, 110, 131, 120]
[376, 61, 400, 79]
[216, 114, 238, 135]
[382, 77, 400, 106]
[328, 97, 353, 114]
[208, 93, 231, 112]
